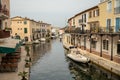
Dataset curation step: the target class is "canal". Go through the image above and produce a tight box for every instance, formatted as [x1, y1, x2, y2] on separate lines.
[30, 39, 120, 80]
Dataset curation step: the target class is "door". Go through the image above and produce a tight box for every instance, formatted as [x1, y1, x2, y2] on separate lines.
[117, 44, 120, 55]
[0, 20, 2, 29]
[116, 18, 120, 32]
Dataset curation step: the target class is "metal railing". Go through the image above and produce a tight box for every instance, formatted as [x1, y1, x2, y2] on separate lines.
[65, 26, 116, 34]
[0, 30, 10, 38]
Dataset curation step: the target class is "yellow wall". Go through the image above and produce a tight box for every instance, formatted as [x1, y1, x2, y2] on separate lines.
[11, 16, 51, 41]
[11, 17, 31, 41]
[99, 0, 115, 31]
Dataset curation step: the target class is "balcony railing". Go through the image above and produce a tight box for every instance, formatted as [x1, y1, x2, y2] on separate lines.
[114, 7, 120, 14]
[0, 30, 10, 38]
[0, 4, 9, 17]
[65, 26, 116, 34]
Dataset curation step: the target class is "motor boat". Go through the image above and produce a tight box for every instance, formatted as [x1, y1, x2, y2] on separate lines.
[40, 38, 46, 42]
[33, 40, 40, 44]
[67, 48, 90, 63]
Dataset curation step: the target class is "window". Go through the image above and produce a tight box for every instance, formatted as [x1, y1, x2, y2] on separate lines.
[107, 1, 112, 12]
[24, 28, 27, 33]
[115, 0, 120, 7]
[96, 9, 99, 16]
[78, 19, 82, 23]
[92, 40, 96, 49]
[84, 14, 86, 22]
[103, 40, 109, 50]
[115, 0, 120, 14]
[93, 10, 95, 17]
[24, 21, 27, 24]
[106, 19, 111, 32]
[89, 12, 92, 18]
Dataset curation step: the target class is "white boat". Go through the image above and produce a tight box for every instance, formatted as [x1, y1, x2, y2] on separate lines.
[33, 40, 40, 44]
[51, 35, 56, 39]
[67, 48, 90, 63]
[40, 38, 46, 42]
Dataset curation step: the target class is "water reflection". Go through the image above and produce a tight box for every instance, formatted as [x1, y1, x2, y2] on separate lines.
[66, 50, 120, 80]
[32, 41, 52, 64]
[29, 39, 120, 80]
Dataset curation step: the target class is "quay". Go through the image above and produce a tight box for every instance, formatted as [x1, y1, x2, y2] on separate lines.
[0, 46, 30, 80]
[78, 48, 120, 76]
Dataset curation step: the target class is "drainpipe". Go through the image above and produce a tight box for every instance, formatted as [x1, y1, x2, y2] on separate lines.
[111, 34, 113, 61]
[74, 34, 76, 46]
[100, 34, 103, 57]
[80, 35, 81, 48]
[90, 34, 92, 53]
[84, 35, 86, 50]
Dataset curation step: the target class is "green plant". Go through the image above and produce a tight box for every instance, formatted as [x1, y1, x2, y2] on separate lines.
[18, 71, 28, 80]
[25, 59, 31, 68]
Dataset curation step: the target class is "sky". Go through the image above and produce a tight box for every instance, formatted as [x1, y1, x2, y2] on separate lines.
[10, 0, 100, 27]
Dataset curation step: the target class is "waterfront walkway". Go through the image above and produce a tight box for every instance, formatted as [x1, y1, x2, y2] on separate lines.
[0, 46, 30, 80]
[78, 48, 120, 76]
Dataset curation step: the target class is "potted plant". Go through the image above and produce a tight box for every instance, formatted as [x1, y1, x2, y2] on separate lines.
[25, 59, 30, 68]
[18, 71, 28, 80]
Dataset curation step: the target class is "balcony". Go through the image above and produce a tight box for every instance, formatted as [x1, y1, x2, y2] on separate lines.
[0, 4, 9, 19]
[0, 30, 10, 39]
[114, 7, 120, 14]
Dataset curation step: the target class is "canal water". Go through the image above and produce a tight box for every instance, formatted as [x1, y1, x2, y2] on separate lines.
[30, 39, 120, 80]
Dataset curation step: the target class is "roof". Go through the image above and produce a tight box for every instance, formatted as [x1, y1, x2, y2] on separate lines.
[68, 5, 98, 22]
[75, 5, 98, 17]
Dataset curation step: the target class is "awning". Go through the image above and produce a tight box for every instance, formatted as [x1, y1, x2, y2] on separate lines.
[0, 38, 23, 54]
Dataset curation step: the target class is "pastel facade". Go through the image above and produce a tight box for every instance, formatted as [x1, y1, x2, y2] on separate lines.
[39, 21, 51, 39]
[0, 0, 10, 30]
[0, 0, 10, 50]
[65, 0, 120, 66]
[87, 6, 99, 33]
[99, 0, 120, 32]
[11, 16, 51, 42]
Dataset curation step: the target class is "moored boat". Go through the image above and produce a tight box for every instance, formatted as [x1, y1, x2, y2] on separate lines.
[33, 40, 40, 44]
[40, 38, 46, 42]
[67, 48, 90, 63]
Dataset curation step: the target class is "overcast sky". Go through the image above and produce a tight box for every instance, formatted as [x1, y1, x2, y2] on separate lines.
[10, 0, 100, 27]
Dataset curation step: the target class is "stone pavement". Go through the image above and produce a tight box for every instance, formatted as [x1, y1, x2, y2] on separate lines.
[0, 46, 30, 80]
[78, 48, 120, 76]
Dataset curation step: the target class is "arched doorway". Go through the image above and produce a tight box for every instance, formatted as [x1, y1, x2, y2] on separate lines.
[25, 36, 28, 42]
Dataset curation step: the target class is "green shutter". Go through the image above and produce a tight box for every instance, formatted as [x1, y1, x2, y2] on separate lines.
[24, 28, 27, 33]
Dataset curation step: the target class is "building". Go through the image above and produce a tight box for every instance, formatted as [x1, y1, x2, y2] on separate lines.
[87, 6, 99, 33]
[63, 0, 120, 75]
[39, 21, 51, 40]
[11, 16, 51, 43]
[51, 27, 59, 38]
[0, 0, 10, 30]
[0, 0, 22, 72]
[0, 0, 10, 61]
